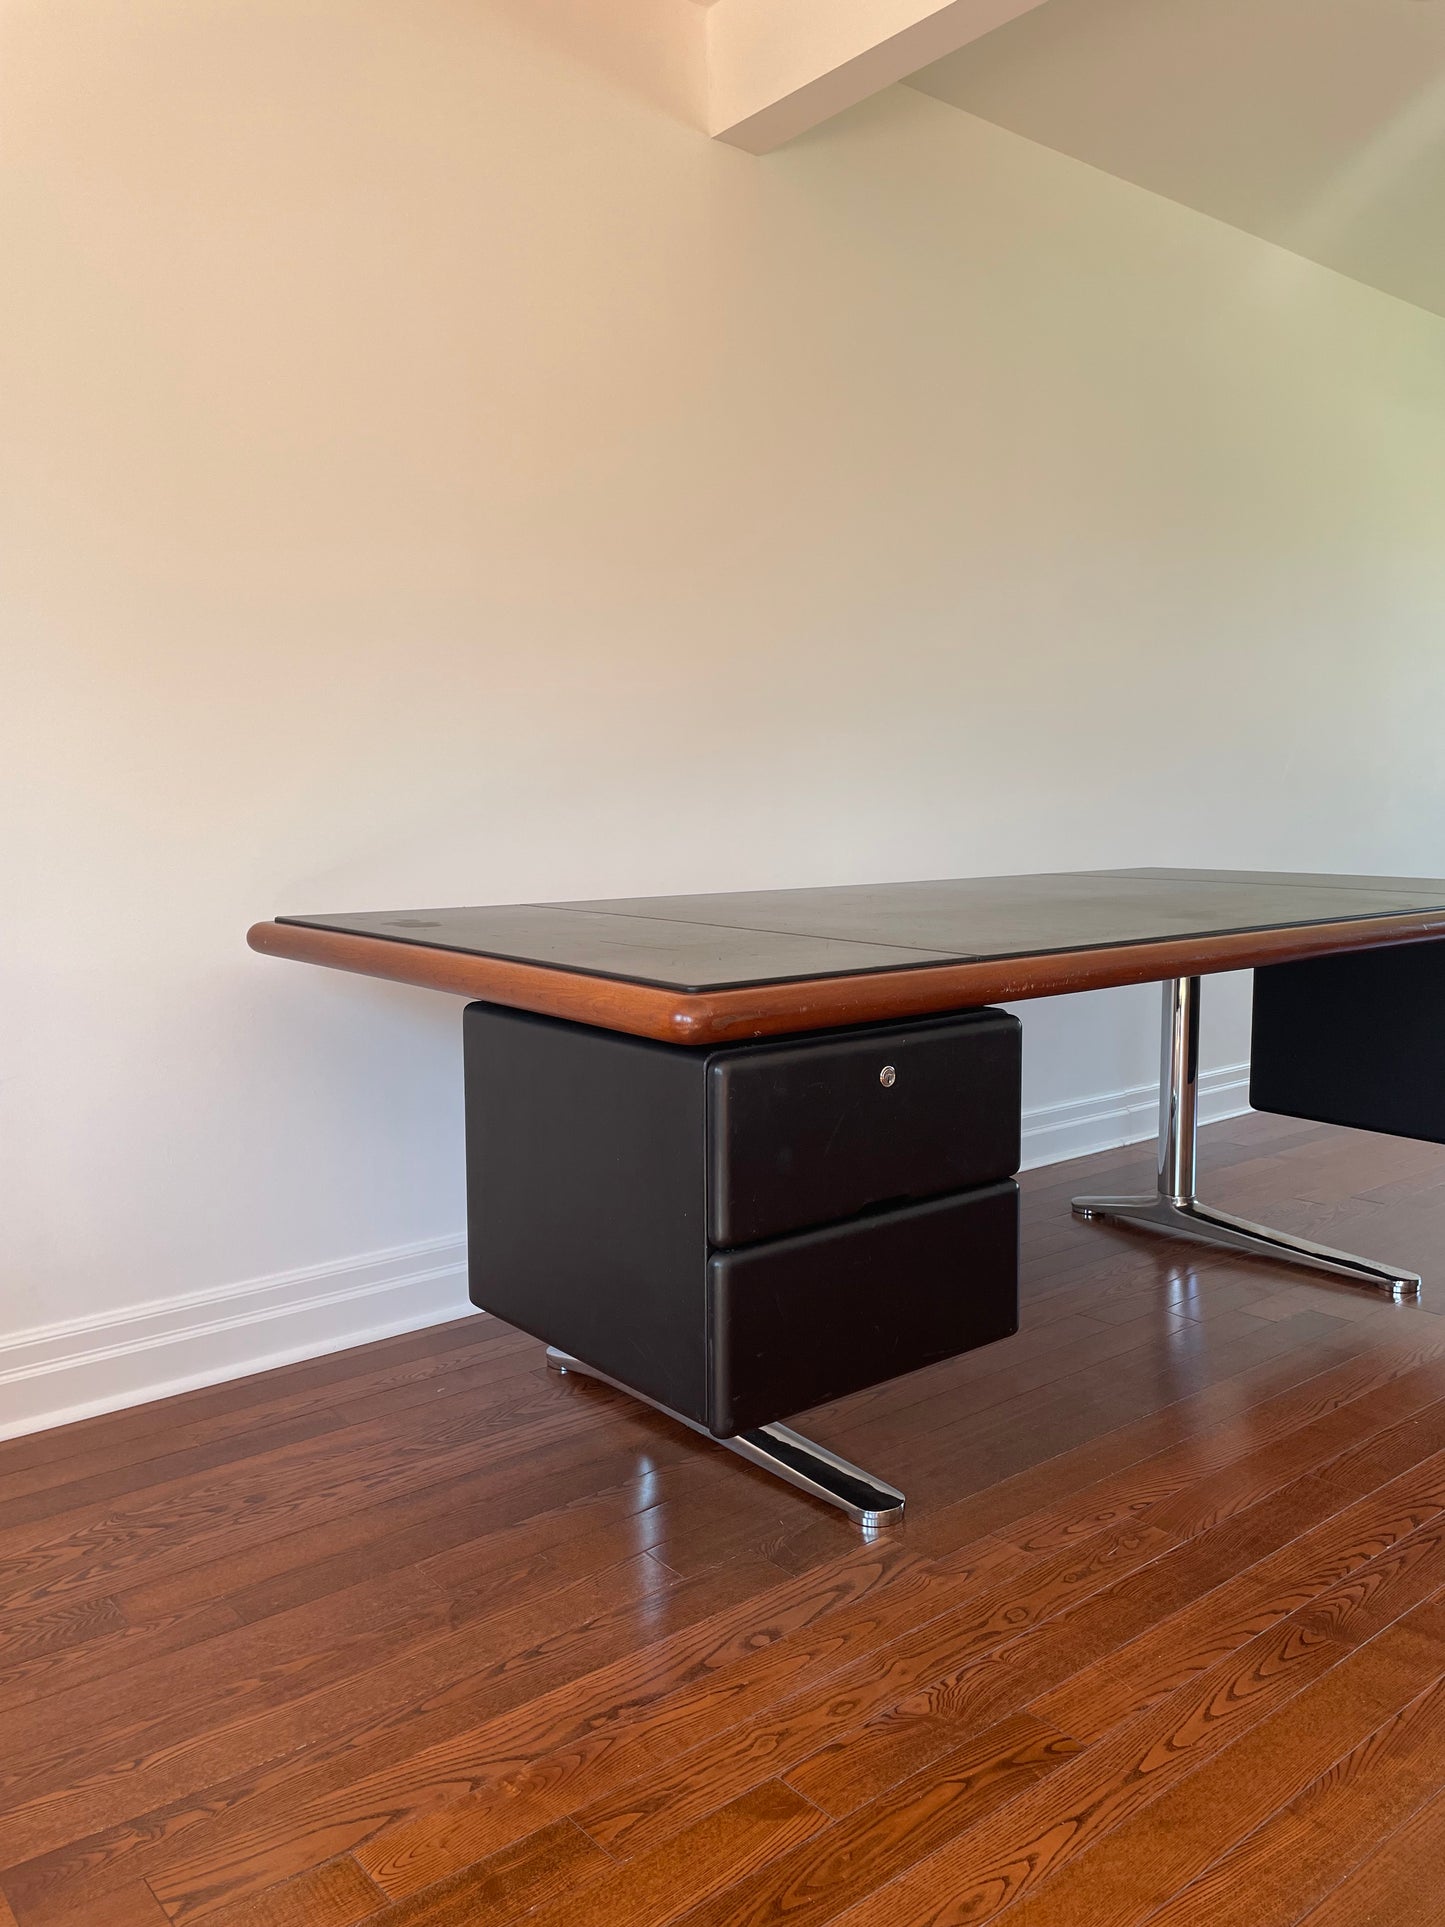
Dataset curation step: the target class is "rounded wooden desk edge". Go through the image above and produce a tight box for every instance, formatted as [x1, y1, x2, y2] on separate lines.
[248, 910, 1445, 1047]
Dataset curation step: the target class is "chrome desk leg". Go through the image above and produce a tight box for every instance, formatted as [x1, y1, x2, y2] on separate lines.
[1072, 976, 1422, 1302]
[545, 1348, 905, 1531]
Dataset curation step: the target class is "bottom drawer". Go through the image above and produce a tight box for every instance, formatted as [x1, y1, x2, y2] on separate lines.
[706, 1181, 1019, 1435]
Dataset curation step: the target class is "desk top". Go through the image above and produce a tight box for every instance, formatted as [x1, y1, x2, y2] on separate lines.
[248, 868, 1445, 1045]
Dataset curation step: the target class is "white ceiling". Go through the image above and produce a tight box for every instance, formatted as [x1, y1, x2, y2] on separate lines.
[910, 0, 1445, 318]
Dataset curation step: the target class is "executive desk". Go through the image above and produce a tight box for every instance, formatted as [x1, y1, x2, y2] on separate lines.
[250, 869, 1445, 1530]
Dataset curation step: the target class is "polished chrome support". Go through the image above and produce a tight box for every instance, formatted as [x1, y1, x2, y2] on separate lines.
[544, 1347, 905, 1531]
[1072, 976, 1422, 1302]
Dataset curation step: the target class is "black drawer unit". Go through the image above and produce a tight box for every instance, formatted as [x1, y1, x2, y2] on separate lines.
[1252, 942, 1445, 1144]
[464, 1002, 1022, 1436]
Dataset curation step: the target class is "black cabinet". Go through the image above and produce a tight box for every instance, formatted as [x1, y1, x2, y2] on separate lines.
[465, 1003, 1022, 1436]
[1252, 943, 1445, 1145]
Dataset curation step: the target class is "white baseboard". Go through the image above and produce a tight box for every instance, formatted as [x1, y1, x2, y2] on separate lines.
[0, 1235, 473, 1443]
[1019, 1062, 1251, 1171]
[0, 1066, 1252, 1443]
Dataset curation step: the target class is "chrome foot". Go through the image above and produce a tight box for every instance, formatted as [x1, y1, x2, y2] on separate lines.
[1073, 977, 1422, 1302]
[1071, 1192, 1420, 1300]
[544, 1347, 905, 1531]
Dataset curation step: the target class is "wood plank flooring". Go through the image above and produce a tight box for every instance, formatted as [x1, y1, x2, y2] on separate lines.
[4, 1112, 1445, 1926]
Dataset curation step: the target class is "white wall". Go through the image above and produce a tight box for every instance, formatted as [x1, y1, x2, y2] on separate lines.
[4, 0, 1445, 1434]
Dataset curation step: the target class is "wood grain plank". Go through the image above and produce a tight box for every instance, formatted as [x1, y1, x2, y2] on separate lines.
[587, 1376, 1445, 1852]
[639, 1403, 1445, 1838]
[189, 1857, 383, 1927]
[114, 1415, 702, 1628]
[0, 1319, 499, 1489]
[7, 1556, 779, 1923]
[0, 1598, 126, 1671]
[0, 1551, 677, 1872]
[0, 1602, 244, 1718]
[669, 1718, 1078, 1927]
[294, 1823, 595, 1927]
[0, 1372, 643, 1609]
[351, 1791, 561, 1902]
[129, 1554, 880, 1920]
[678, 1356, 1445, 1788]
[0, 1562, 452, 1807]
[569, 1523, 1168, 1863]
[9, 1881, 173, 1927]
[0, 1333, 539, 1526]
[781, 1475, 1341, 1821]
[890, 1329, 1445, 1569]
[0, 1416, 352, 1541]
[1137, 1671, 1445, 1927]
[994, 1359, 1445, 1558]
[1029, 1445, 1445, 1745]
[824, 1528, 1445, 1927]
[1291, 1781, 1445, 1927]
[498, 1782, 823, 1927]
[973, 1604, 1445, 1927]
[861, 1318, 1374, 1521]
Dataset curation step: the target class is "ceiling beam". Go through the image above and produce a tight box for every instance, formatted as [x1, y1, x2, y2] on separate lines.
[705, 0, 1055, 153]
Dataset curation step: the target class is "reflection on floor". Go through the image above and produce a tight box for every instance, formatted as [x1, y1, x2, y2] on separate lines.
[2, 1111, 1445, 1927]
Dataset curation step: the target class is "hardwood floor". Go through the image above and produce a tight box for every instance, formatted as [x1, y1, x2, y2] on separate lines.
[4, 1112, 1445, 1927]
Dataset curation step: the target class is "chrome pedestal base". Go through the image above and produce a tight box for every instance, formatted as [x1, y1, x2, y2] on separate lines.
[1073, 976, 1422, 1302]
[544, 1347, 906, 1531]
[1072, 1193, 1421, 1300]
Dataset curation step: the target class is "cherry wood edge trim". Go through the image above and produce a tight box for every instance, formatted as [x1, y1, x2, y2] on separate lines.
[248, 911, 1445, 1047]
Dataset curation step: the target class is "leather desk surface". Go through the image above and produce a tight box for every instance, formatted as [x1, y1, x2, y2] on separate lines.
[248, 868, 1445, 1046]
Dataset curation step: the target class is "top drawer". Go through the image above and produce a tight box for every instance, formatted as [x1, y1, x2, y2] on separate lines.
[706, 1009, 1021, 1248]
